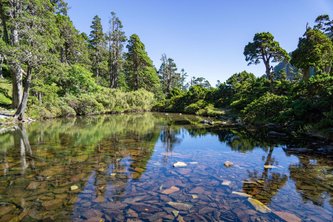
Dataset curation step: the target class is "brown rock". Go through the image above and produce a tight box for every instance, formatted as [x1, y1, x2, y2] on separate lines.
[134, 167, 145, 173]
[274, 211, 302, 222]
[83, 209, 103, 219]
[26, 181, 40, 190]
[189, 186, 205, 194]
[199, 207, 215, 214]
[94, 196, 105, 203]
[40, 165, 64, 177]
[177, 168, 191, 175]
[248, 198, 271, 213]
[85, 217, 104, 222]
[231, 191, 252, 197]
[0, 204, 16, 217]
[127, 209, 138, 218]
[42, 198, 64, 210]
[162, 186, 180, 195]
[167, 202, 192, 211]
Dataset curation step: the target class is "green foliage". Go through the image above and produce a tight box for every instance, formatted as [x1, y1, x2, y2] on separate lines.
[242, 93, 289, 124]
[0, 78, 12, 107]
[158, 54, 187, 97]
[244, 32, 290, 81]
[190, 77, 211, 88]
[108, 12, 127, 88]
[65, 94, 104, 116]
[125, 34, 162, 96]
[59, 65, 100, 96]
[196, 104, 224, 117]
[89, 15, 108, 78]
[27, 86, 155, 119]
[287, 74, 333, 128]
[314, 14, 333, 38]
[187, 85, 209, 101]
[291, 29, 333, 79]
[184, 100, 207, 114]
[225, 71, 268, 111]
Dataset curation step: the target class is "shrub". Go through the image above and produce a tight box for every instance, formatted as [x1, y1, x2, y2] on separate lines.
[196, 104, 225, 117]
[65, 94, 104, 116]
[59, 65, 100, 96]
[242, 92, 289, 124]
[184, 100, 207, 114]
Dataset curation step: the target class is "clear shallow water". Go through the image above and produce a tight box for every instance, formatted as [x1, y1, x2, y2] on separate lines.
[0, 113, 332, 221]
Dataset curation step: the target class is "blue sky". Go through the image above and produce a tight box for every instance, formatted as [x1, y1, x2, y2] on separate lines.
[66, 0, 333, 84]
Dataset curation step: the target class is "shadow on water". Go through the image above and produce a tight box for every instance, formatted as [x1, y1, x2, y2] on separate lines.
[0, 113, 332, 221]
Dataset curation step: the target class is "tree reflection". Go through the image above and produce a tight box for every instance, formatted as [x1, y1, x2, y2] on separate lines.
[242, 146, 287, 204]
[288, 152, 333, 207]
[160, 125, 182, 153]
[12, 124, 35, 174]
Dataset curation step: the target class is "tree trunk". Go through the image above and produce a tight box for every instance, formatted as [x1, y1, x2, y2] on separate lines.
[0, 56, 3, 78]
[11, 9, 23, 108]
[303, 67, 310, 81]
[262, 147, 274, 179]
[134, 66, 139, 90]
[110, 47, 120, 88]
[325, 65, 331, 74]
[12, 64, 23, 108]
[14, 66, 32, 121]
[13, 124, 33, 174]
[264, 62, 272, 82]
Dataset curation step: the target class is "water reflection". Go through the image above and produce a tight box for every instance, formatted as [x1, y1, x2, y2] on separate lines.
[0, 113, 332, 221]
[288, 151, 333, 208]
[243, 146, 288, 204]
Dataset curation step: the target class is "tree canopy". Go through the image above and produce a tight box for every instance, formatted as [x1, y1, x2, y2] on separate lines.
[125, 34, 162, 96]
[244, 32, 290, 82]
[291, 28, 333, 80]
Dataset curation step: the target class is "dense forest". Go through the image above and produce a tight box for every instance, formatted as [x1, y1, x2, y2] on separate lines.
[0, 0, 332, 136]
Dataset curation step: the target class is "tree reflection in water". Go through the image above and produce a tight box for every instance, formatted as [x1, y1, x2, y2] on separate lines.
[287, 150, 333, 207]
[243, 146, 287, 204]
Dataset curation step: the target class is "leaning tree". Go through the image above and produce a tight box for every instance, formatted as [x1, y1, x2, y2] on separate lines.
[244, 32, 290, 82]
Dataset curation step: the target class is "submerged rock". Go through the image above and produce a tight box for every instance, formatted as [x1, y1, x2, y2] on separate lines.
[70, 185, 79, 191]
[162, 186, 180, 195]
[224, 161, 234, 167]
[189, 162, 198, 165]
[0, 204, 16, 217]
[167, 202, 192, 211]
[26, 181, 40, 190]
[247, 198, 271, 213]
[173, 162, 187, 167]
[42, 197, 65, 210]
[232, 191, 252, 197]
[172, 210, 179, 217]
[221, 180, 231, 186]
[40, 165, 64, 177]
[176, 215, 185, 222]
[274, 211, 302, 222]
[127, 208, 138, 218]
[189, 186, 205, 194]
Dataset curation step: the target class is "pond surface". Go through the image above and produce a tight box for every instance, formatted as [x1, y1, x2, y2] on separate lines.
[0, 113, 332, 221]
